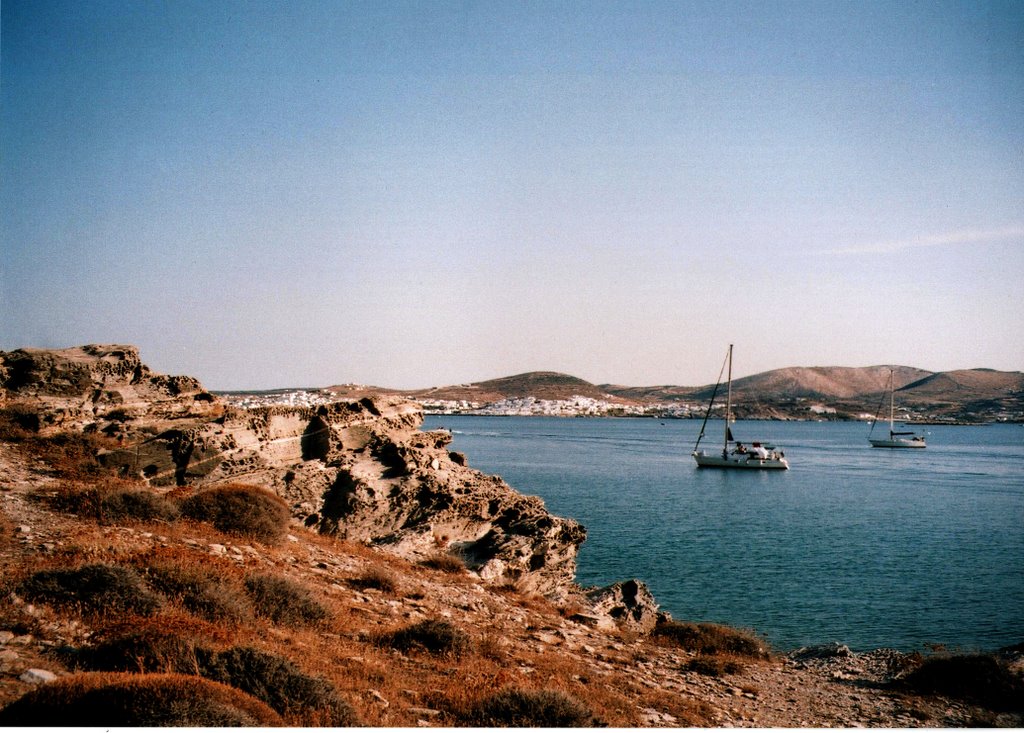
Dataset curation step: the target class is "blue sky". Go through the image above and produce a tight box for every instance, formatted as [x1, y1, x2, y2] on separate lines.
[2, 0, 1022, 389]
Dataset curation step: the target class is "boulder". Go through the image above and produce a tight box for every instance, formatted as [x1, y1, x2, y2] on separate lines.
[585, 579, 660, 632]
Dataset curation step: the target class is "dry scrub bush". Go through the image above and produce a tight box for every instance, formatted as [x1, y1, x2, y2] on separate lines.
[348, 565, 399, 593]
[0, 403, 40, 440]
[0, 672, 282, 726]
[378, 619, 472, 658]
[78, 629, 204, 674]
[245, 573, 328, 626]
[202, 645, 361, 726]
[652, 620, 769, 659]
[142, 553, 252, 623]
[179, 483, 290, 543]
[683, 654, 745, 676]
[459, 688, 598, 727]
[18, 563, 163, 616]
[3, 425, 119, 480]
[48, 481, 180, 524]
[897, 653, 1024, 711]
[76, 631, 360, 725]
[419, 551, 466, 574]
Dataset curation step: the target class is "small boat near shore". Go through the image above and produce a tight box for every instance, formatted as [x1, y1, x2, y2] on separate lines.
[692, 345, 789, 470]
[869, 369, 926, 449]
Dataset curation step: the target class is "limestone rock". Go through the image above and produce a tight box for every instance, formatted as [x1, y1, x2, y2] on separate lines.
[19, 668, 57, 684]
[0, 345, 218, 435]
[586, 579, 660, 632]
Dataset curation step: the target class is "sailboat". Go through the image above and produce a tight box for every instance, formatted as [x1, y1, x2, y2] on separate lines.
[692, 345, 789, 469]
[868, 369, 926, 448]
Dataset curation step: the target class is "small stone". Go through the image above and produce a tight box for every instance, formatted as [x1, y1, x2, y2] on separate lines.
[209, 544, 227, 555]
[0, 630, 14, 643]
[20, 668, 57, 684]
[408, 707, 441, 718]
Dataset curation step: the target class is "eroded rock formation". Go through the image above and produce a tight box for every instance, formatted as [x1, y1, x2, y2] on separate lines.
[0, 345, 219, 436]
[1, 346, 596, 601]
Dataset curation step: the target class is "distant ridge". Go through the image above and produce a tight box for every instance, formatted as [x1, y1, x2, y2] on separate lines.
[329, 366, 1022, 404]
[327, 366, 1024, 421]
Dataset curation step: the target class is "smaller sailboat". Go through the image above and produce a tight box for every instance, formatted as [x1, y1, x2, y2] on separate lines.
[868, 369, 926, 449]
[692, 345, 789, 470]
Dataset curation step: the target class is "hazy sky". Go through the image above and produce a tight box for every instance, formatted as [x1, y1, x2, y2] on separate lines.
[3, 1, 1022, 389]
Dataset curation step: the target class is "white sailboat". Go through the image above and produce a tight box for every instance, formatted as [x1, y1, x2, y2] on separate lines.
[868, 369, 926, 449]
[692, 345, 789, 470]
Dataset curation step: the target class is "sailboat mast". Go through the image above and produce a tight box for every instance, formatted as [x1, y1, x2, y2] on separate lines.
[888, 369, 895, 435]
[724, 344, 733, 451]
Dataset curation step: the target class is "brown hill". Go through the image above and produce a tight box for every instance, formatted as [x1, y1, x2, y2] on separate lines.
[900, 369, 1024, 398]
[405, 366, 1021, 413]
[333, 372, 635, 405]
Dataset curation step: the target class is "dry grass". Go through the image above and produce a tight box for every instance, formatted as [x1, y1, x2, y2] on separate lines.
[0, 422, 120, 481]
[136, 548, 252, 623]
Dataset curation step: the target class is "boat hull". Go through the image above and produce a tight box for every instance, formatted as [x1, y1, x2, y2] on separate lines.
[869, 438, 926, 449]
[692, 451, 789, 470]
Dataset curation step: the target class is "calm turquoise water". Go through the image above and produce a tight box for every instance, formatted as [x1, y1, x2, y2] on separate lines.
[423, 415, 1024, 653]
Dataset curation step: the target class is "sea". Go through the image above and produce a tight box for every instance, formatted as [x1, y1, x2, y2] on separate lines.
[421, 415, 1024, 653]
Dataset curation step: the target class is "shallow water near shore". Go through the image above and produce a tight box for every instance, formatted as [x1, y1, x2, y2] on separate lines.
[423, 415, 1024, 653]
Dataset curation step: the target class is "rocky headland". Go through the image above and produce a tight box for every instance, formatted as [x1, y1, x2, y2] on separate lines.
[0, 345, 1021, 726]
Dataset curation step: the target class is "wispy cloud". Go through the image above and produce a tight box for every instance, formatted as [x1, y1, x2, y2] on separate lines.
[821, 224, 1024, 255]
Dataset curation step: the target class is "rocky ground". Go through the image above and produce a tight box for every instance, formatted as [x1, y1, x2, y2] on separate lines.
[2, 443, 1021, 727]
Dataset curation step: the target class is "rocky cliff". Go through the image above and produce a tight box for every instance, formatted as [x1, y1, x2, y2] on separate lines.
[0, 345, 219, 436]
[0, 346, 635, 606]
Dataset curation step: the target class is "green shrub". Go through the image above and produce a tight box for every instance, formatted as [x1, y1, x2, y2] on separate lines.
[652, 621, 768, 658]
[202, 645, 360, 726]
[244, 573, 327, 627]
[179, 484, 290, 543]
[897, 654, 1024, 711]
[379, 619, 471, 658]
[0, 672, 282, 726]
[461, 688, 598, 727]
[18, 563, 162, 616]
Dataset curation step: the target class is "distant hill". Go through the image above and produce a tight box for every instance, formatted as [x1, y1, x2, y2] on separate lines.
[327, 366, 1023, 421]
[330, 371, 636, 405]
